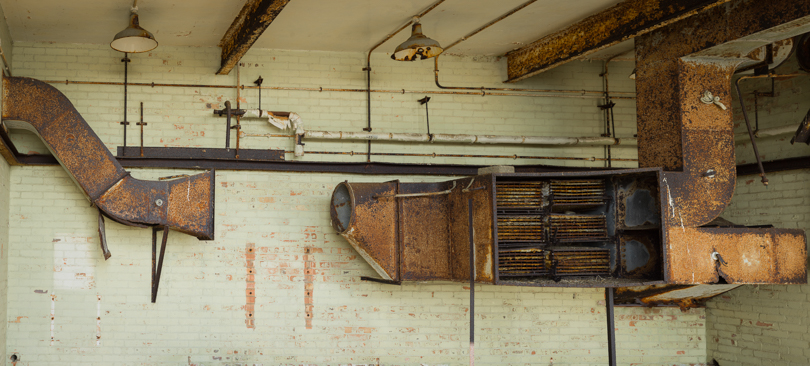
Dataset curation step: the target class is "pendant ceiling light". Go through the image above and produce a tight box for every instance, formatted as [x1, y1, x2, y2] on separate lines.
[392, 18, 443, 61]
[110, 1, 158, 53]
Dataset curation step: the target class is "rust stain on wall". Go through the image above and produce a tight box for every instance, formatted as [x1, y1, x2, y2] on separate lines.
[304, 245, 315, 329]
[245, 243, 255, 329]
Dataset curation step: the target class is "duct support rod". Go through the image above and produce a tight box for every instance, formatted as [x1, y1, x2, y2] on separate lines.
[0, 40, 10, 77]
[606, 287, 616, 366]
[735, 77, 768, 186]
[304, 130, 636, 146]
[468, 197, 475, 366]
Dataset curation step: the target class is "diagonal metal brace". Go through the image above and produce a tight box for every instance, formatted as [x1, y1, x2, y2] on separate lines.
[151, 227, 169, 303]
[97, 210, 111, 260]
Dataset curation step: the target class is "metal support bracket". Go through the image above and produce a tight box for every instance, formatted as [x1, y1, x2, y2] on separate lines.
[97, 210, 111, 260]
[151, 227, 169, 303]
[359, 276, 401, 285]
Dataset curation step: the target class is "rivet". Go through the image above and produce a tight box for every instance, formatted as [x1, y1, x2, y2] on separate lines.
[155, 199, 164, 206]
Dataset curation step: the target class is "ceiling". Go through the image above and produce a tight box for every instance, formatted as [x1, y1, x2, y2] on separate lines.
[0, 0, 630, 58]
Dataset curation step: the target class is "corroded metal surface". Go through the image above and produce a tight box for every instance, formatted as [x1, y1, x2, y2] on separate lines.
[96, 175, 168, 226]
[400, 182, 454, 281]
[615, 284, 740, 308]
[636, 0, 810, 172]
[505, 0, 730, 82]
[667, 227, 807, 284]
[448, 176, 495, 283]
[620, 232, 661, 279]
[3, 76, 127, 199]
[331, 182, 399, 281]
[2, 76, 215, 240]
[659, 59, 737, 228]
[217, 0, 291, 75]
[331, 178, 495, 283]
[0, 125, 21, 166]
[167, 171, 215, 239]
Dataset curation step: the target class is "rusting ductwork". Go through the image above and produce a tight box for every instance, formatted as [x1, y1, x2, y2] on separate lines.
[331, 4, 810, 288]
[332, 169, 804, 287]
[1, 76, 215, 240]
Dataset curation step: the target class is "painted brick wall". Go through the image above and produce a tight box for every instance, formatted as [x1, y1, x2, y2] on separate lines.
[706, 55, 810, 365]
[8, 42, 638, 168]
[0, 3, 13, 363]
[1, 41, 710, 365]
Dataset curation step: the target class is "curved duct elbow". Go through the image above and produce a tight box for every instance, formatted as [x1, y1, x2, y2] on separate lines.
[2, 76, 214, 239]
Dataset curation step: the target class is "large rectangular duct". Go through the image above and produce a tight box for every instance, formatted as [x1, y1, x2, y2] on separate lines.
[331, 170, 806, 287]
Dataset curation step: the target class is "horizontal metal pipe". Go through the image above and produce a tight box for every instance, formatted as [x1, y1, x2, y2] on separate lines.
[304, 130, 636, 146]
[43, 79, 635, 100]
[285, 150, 637, 162]
[734, 124, 797, 143]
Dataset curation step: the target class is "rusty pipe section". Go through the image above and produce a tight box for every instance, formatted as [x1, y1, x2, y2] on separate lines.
[2, 76, 214, 239]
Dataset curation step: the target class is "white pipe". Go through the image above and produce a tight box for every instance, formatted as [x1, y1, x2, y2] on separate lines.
[303, 130, 636, 146]
[734, 124, 797, 144]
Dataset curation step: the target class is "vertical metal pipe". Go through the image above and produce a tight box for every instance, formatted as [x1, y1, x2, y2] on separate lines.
[468, 198, 475, 366]
[120, 53, 131, 155]
[236, 64, 241, 158]
[364, 65, 372, 162]
[225, 101, 232, 150]
[605, 287, 616, 366]
[138, 102, 144, 157]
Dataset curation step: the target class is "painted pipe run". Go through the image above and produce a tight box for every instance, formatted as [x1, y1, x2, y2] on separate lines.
[304, 130, 636, 146]
[734, 124, 798, 144]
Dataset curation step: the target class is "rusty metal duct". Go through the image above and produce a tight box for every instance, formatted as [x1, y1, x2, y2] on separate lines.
[333, 167, 805, 288]
[1, 77, 214, 240]
[331, 5, 810, 289]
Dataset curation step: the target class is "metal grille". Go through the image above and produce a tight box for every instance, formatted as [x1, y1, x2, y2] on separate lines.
[496, 182, 546, 209]
[550, 179, 606, 208]
[551, 247, 610, 276]
[497, 215, 544, 245]
[549, 214, 608, 242]
[498, 248, 546, 277]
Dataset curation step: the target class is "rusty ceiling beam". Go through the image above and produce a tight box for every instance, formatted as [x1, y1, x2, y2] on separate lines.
[504, 0, 731, 83]
[216, 0, 291, 75]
